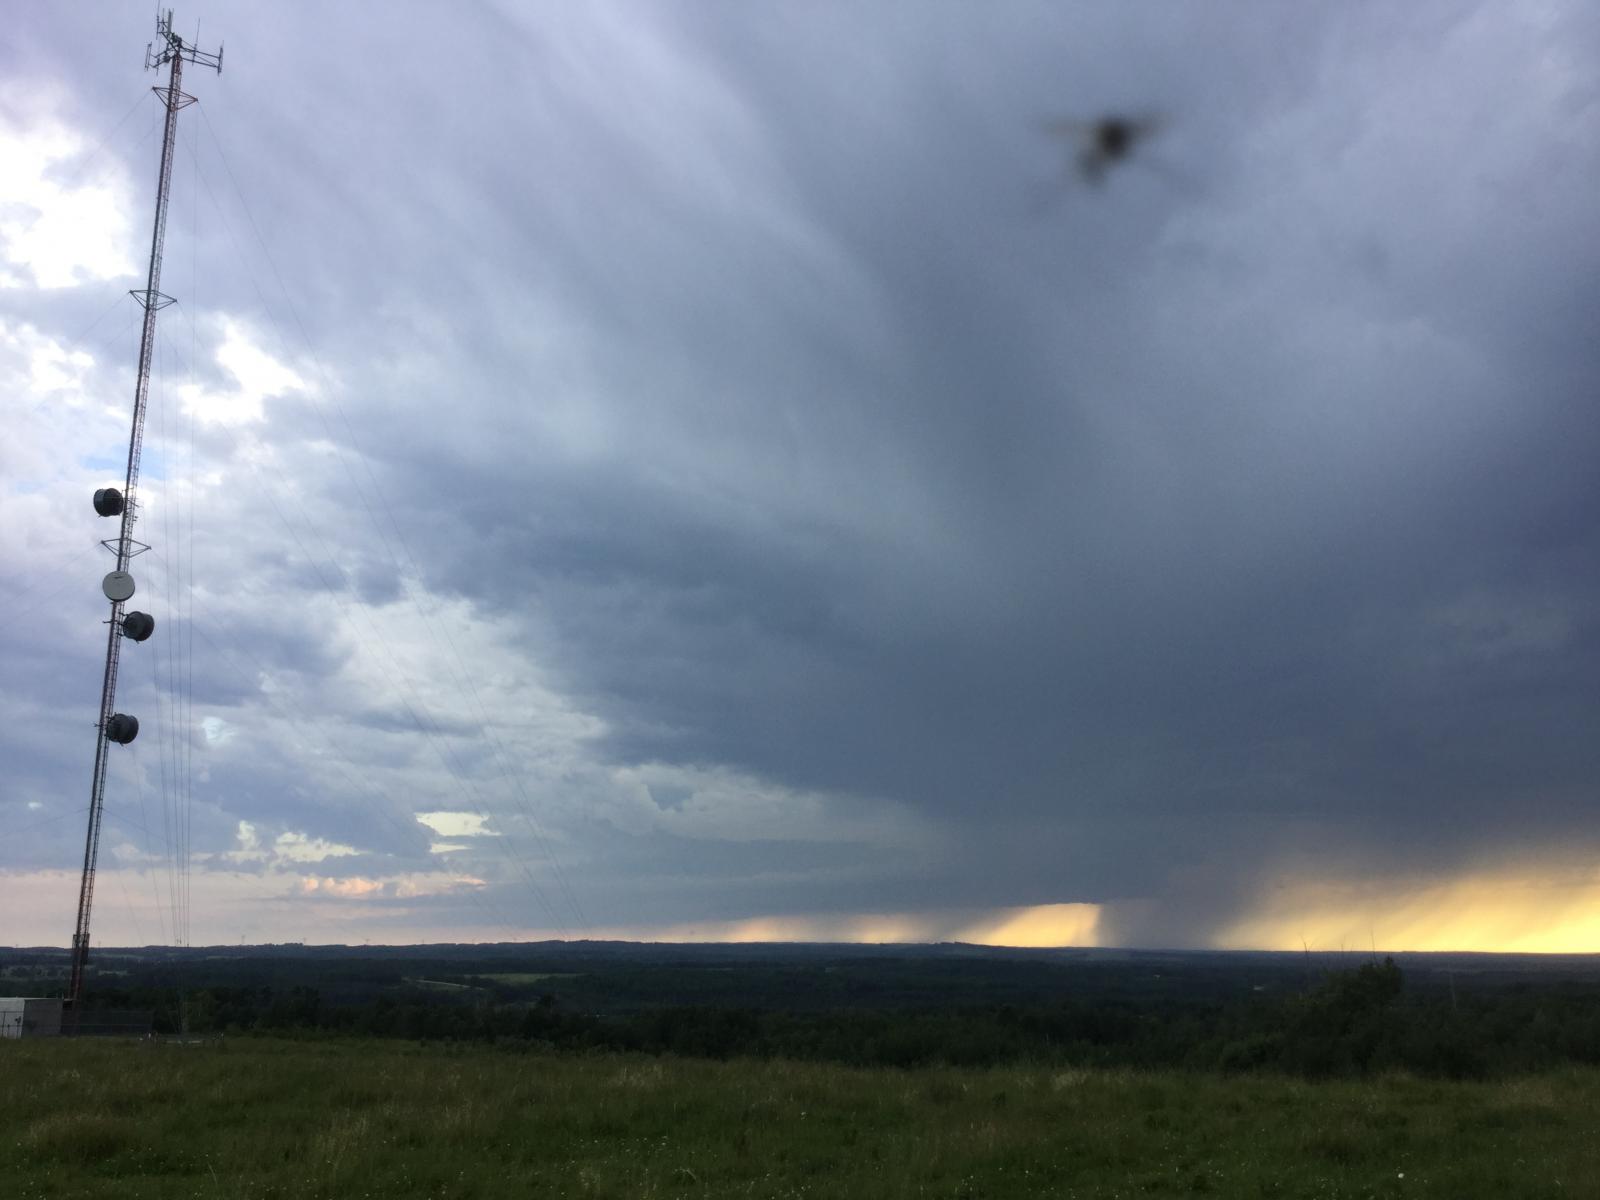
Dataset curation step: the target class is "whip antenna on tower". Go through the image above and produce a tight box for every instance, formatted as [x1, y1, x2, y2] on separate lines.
[66, 9, 221, 1014]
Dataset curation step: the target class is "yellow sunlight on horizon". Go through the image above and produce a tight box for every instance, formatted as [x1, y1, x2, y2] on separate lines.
[10, 866, 1596, 952]
[613, 902, 1103, 948]
[1212, 867, 1600, 953]
[602, 871, 1600, 954]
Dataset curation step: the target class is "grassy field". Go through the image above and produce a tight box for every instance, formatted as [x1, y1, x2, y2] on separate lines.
[2, 1039, 1596, 1199]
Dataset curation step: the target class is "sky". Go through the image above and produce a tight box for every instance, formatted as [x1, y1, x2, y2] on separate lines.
[3, 1, 1598, 952]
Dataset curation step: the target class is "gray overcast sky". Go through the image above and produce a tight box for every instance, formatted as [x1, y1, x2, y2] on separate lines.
[4, 1, 1598, 950]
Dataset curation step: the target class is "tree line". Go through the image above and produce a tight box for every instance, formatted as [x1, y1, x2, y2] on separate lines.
[82, 958, 1600, 1079]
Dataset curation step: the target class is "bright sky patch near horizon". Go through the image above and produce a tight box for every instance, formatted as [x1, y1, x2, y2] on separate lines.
[3, 1, 1597, 952]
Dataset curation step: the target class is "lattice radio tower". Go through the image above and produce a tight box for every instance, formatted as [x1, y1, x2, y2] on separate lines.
[67, 10, 221, 1010]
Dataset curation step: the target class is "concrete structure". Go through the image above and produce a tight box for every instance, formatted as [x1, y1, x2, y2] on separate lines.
[0, 997, 64, 1039]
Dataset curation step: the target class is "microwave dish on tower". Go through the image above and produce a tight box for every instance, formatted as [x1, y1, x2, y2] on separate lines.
[66, 9, 221, 1015]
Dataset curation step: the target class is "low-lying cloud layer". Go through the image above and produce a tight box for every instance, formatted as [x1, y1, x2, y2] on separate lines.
[4, 1, 1598, 950]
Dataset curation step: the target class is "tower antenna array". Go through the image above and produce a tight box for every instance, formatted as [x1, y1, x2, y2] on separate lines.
[67, 9, 221, 1011]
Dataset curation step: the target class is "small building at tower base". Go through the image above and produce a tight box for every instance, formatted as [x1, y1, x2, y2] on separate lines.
[1, 997, 63, 1038]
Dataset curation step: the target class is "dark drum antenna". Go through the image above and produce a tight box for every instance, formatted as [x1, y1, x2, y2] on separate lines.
[66, 8, 222, 1016]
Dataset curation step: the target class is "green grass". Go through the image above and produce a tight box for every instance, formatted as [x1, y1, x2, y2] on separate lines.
[2, 1039, 1596, 1198]
[479, 972, 583, 985]
[402, 978, 479, 992]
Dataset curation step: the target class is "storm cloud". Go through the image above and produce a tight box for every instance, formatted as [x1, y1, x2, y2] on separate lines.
[4, 1, 1598, 948]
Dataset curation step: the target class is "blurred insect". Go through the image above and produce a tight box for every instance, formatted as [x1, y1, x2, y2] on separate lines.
[1044, 113, 1166, 185]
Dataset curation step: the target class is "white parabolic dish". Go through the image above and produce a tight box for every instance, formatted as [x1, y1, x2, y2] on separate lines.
[102, 571, 136, 602]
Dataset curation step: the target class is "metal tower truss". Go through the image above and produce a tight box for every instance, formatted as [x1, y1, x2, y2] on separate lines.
[67, 9, 221, 1012]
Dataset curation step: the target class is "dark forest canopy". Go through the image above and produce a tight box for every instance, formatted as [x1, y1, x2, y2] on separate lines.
[8, 944, 1600, 1080]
